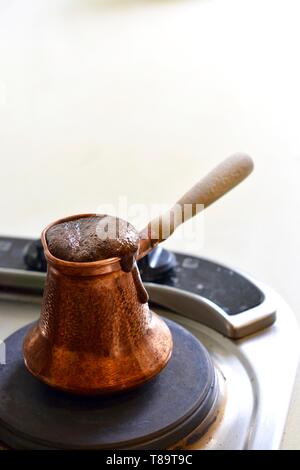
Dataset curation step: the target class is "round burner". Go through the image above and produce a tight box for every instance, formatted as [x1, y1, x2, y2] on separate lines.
[0, 320, 218, 449]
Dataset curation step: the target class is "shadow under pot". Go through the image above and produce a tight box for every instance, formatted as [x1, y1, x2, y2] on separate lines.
[23, 214, 173, 395]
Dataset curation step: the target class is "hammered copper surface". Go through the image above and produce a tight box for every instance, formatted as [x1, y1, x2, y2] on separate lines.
[23, 214, 173, 395]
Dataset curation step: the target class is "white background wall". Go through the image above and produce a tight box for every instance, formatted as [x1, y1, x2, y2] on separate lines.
[0, 0, 300, 448]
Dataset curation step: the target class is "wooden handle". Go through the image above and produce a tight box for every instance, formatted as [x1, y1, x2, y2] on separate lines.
[175, 152, 253, 214]
[138, 153, 254, 256]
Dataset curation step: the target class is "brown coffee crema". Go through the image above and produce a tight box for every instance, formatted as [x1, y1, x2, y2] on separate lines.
[46, 215, 148, 303]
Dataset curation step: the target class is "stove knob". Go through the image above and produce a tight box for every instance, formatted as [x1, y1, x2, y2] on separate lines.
[138, 246, 176, 282]
[23, 239, 47, 272]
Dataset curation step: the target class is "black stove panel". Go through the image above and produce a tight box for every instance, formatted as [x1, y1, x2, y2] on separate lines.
[154, 254, 265, 316]
[138, 248, 265, 316]
[0, 237, 29, 270]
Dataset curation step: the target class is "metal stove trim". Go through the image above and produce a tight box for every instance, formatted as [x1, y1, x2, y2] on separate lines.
[154, 286, 300, 450]
[146, 281, 276, 339]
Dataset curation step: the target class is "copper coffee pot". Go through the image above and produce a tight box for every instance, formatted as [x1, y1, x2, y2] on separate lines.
[23, 154, 253, 395]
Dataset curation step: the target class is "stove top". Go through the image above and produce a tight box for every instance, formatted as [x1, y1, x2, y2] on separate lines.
[0, 237, 299, 449]
[0, 320, 218, 449]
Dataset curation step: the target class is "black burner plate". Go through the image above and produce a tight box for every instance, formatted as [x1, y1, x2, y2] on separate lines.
[0, 320, 217, 449]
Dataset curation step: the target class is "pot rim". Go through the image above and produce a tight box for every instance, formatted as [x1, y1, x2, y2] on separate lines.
[41, 213, 123, 275]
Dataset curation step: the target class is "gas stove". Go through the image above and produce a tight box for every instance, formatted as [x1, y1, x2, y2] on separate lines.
[0, 236, 299, 450]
